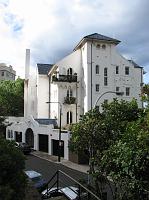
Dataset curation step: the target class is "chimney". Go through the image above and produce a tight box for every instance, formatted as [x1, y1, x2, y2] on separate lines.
[25, 49, 30, 80]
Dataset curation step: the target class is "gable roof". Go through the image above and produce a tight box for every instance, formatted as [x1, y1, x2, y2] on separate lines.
[74, 33, 120, 51]
[37, 63, 53, 75]
[128, 60, 142, 68]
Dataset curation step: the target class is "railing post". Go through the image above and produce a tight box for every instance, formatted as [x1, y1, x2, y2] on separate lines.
[78, 185, 81, 200]
[57, 170, 59, 191]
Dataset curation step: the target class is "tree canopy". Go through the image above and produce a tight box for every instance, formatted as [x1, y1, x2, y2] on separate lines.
[0, 137, 27, 200]
[70, 99, 148, 199]
[0, 78, 24, 116]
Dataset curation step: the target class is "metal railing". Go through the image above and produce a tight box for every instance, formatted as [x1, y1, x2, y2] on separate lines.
[41, 170, 101, 200]
[52, 74, 77, 82]
[64, 96, 76, 104]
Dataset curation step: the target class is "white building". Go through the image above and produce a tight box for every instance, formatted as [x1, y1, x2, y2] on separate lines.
[49, 33, 143, 127]
[0, 63, 16, 80]
[6, 33, 144, 161]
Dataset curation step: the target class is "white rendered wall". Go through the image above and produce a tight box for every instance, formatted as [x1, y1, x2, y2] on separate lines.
[6, 116, 70, 160]
[85, 41, 142, 109]
[51, 50, 82, 127]
[37, 75, 49, 118]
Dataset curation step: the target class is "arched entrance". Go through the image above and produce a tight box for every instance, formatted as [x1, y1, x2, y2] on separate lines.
[25, 128, 34, 148]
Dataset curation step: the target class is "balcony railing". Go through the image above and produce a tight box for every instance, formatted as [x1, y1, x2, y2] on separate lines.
[52, 74, 77, 82]
[64, 96, 76, 104]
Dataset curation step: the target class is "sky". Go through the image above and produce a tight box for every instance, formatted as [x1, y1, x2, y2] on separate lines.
[0, 0, 149, 82]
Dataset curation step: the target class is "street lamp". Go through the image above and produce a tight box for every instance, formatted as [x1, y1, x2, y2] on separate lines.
[46, 101, 62, 162]
[93, 91, 124, 108]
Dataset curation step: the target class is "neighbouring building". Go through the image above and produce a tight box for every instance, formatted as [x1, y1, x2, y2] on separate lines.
[0, 63, 16, 80]
[6, 33, 144, 161]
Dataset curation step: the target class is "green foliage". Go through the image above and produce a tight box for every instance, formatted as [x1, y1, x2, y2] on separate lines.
[141, 84, 149, 108]
[0, 78, 24, 116]
[70, 99, 146, 198]
[101, 117, 149, 199]
[0, 137, 27, 200]
[0, 116, 6, 137]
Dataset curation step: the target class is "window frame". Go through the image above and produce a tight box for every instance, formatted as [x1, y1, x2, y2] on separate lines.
[95, 65, 99, 74]
[126, 87, 130, 96]
[95, 84, 100, 92]
[116, 66, 119, 74]
[67, 68, 73, 75]
[116, 87, 120, 92]
[125, 66, 129, 75]
[67, 111, 73, 124]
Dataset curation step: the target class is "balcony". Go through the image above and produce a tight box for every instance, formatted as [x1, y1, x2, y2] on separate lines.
[52, 74, 77, 82]
[64, 97, 76, 104]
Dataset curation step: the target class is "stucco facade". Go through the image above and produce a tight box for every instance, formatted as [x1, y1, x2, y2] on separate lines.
[0, 63, 16, 80]
[49, 33, 143, 127]
[6, 33, 143, 161]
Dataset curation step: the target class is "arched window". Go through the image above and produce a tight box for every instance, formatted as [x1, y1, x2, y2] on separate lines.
[102, 44, 106, 49]
[67, 111, 73, 124]
[67, 88, 73, 97]
[67, 68, 73, 75]
[96, 65, 99, 74]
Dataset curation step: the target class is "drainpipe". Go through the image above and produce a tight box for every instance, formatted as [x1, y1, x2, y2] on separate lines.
[76, 81, 78, 122]
[90, 40, 93, 109]
[48, 75, 51, 118]
[141, 68, 143, 108]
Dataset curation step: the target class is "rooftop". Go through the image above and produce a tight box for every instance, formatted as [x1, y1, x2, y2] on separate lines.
[37, 64, 53, 75]
[74, 33, 120, 51]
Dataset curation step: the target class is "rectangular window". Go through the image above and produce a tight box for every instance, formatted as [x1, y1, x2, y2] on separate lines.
[96, 84, 99, 92]
[125, 66, 129, 75]
[104, 68, 107, 76]
[116, 87, 119, 92]
[104, 77, 108, 86]
[96, 65, 99, 74]
[126, 87, 130, 96]
[1, 71, 4, 76]
[116, 66, 119, 74]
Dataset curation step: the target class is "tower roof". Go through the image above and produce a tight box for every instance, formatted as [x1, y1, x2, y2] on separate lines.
[74, 33, 120, 51]
[37, 63, 53, 75]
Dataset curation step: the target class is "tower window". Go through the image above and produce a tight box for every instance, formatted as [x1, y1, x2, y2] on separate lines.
[102, 44, 106, 49]
[104, 67, 108, 86]
[104, 68, 107, 76]
[116, 87, 119, 92]
[125, 67, 129, 75]
[126, 87, 130, 96]
[116, 66, 119, 74]
[67, 68, 73, 75]
[96, 84, 99, 92]
[96, 65, 99, 74]
[96, 44, 100, 49]
[104, 77, 108, 86]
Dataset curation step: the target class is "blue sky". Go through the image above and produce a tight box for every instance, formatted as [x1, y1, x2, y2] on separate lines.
[0, 0, 148, 83]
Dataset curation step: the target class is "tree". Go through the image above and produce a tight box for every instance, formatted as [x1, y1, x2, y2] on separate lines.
[0, 116, 6, 137]
[0, 137, 27, 200]
[100, 114, 149, 199]
[70, 99, 143, 198]
[141, 84, 149, 108]
[0, 78, 24, 116]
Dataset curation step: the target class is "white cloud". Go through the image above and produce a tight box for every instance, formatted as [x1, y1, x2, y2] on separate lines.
[0, 0, 148, 81]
